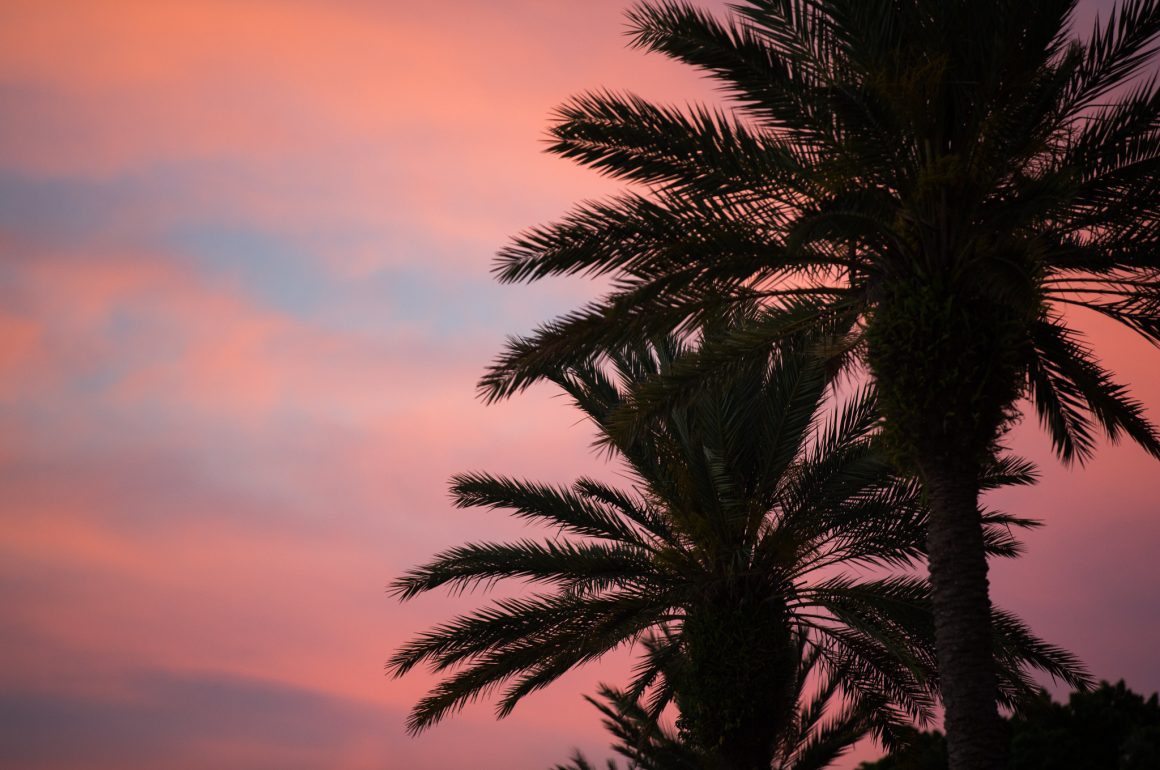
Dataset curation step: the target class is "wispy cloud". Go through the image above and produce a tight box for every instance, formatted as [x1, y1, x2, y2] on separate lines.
[0, 1, 1156, 769]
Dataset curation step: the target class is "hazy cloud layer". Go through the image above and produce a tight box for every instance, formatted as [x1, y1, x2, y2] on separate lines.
[1, 1, 1156, 769]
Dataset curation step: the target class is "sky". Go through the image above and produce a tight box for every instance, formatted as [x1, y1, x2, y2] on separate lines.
[0, 1, 1157, 769]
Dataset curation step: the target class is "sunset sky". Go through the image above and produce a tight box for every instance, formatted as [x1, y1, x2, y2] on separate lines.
[1, 2, 1157, 769]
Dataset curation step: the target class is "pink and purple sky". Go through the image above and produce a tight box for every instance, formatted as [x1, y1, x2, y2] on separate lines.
[0, 2, 1157, 769]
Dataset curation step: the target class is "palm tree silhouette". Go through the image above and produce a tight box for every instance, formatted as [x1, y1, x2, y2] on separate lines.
[394, 338, 1087, 769]
[477, 3, 1160, 766]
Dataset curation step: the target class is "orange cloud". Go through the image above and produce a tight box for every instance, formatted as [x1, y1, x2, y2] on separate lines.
[0, 0, 719, 273]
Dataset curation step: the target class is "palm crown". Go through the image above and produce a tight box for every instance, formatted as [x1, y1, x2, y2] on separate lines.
[391, 339, 1087, 768]
[473, 3, 1160, 766]
[482, 1, 1160, 467]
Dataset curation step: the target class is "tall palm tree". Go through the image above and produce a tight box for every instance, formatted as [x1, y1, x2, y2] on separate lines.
[477, 2, 1160, 767]
[393, 339, 1087, 770]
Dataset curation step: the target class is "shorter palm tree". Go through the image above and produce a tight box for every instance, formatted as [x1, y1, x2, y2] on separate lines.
[390, 338, 1087, 769]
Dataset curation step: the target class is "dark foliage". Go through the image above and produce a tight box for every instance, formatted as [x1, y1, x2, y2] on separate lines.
[857, 680, 1160, 770]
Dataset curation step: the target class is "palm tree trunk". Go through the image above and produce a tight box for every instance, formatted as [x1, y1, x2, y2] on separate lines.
[919, 454, 1004, 770]
[866, 272, 1025, 770]
[677, 594, 796, 770]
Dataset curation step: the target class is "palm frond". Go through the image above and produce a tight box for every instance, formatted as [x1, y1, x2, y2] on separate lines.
[449, 473, 646, 544]
[548, 89, 808, 198]
[1028, 316, 1160, 463]
[390, 539, 655, 600]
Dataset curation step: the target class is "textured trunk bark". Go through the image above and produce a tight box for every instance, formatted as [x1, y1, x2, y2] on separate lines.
[919, 455, 1004, 770]
[677, 593, 796, 770]
[716, 728, 778, 770]
[866, 272, 1025, 770]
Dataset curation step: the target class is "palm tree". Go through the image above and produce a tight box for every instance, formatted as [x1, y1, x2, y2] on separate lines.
[392, 339, 1088, 769]
[476, 3, 1160, 767]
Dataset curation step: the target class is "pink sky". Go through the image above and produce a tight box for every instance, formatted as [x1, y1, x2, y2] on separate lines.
[0, 2, 1156, 768]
